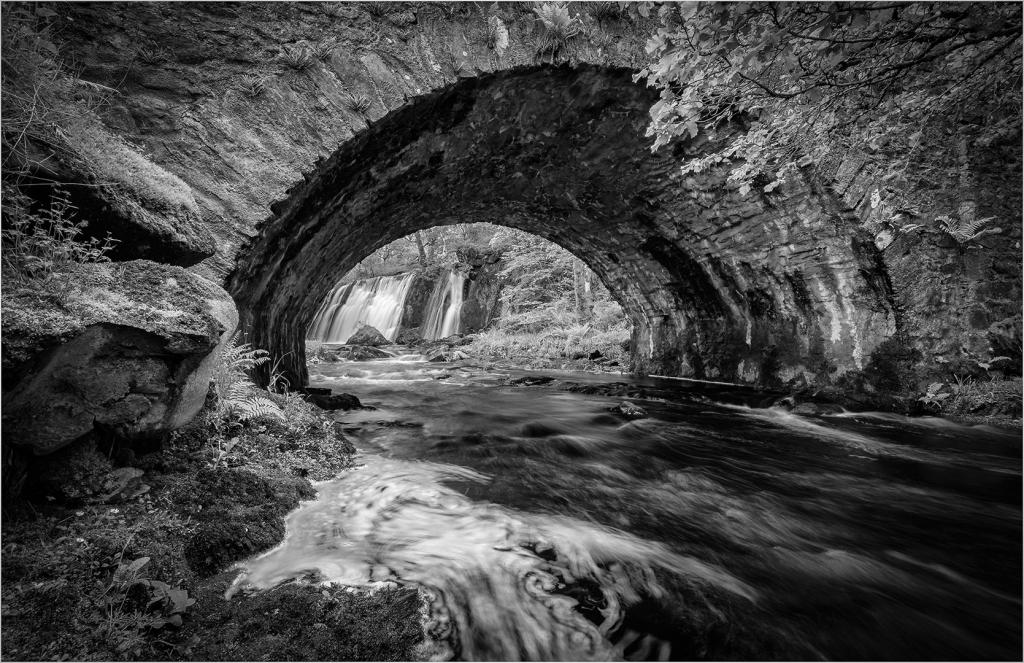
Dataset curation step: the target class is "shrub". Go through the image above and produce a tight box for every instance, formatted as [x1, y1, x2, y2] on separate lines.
[1, 187, 117, 287]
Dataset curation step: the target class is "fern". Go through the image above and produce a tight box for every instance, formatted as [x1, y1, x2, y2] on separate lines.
[345, 93, 372, 113]
[533, 2, 582, 62]
[211, 334, 268, 400]
[225, 394, 285, 423]
[936, 215, 1002, 244]
[237, 74, 268, 98]
[211, 335, 285, 423]
[280, 45, 314, 71]
[534, 2, 581, 38]
[311, 40, 336, 61]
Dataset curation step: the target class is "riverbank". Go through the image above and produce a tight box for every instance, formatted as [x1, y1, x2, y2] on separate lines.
[0, 392, 424, 661]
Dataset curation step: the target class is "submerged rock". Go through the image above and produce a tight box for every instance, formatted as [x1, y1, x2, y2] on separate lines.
[426, 348, 449, 362]
[346, 325, 390, 347]
[510, 375, 555, 386]
[336, 345, 392, 360]
[2, 260, 236, 456]
[610, 401, 648, 420]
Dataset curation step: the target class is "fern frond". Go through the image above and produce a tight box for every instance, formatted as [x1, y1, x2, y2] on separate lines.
[533, 2, 580, 37]
[937, 215, 1001, 244]
[226, 395, 285, 422]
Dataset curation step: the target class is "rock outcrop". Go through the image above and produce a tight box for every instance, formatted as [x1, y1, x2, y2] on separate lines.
[2, 261, 237, 454]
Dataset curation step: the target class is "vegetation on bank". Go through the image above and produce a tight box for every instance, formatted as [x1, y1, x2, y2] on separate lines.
[918, 376, 1023, 424]
[1, 337, 424, 661]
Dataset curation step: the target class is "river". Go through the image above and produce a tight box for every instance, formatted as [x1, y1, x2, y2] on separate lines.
[232, 355, 1022, 661]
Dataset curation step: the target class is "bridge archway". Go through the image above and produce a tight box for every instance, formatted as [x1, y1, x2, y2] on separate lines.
[227, 64, 896, 388]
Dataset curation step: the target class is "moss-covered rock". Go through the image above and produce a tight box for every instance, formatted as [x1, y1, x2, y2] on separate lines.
[175, 578, 425, 662]
[1, 260, 237, 456]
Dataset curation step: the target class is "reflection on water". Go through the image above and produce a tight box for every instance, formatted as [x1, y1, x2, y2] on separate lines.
[232, 357, 1022, 661]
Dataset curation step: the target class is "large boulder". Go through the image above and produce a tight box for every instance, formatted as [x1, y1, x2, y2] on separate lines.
[345, 325, 390, 347]
[2, 260, 237, 455]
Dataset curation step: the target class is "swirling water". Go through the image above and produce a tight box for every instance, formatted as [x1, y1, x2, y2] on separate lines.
[232, 357, 1022, 661]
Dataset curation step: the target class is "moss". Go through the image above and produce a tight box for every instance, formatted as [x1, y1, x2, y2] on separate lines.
[184, 517, 286, 577]
[63, 115, 200, 215]
[176, 581, 425, 662]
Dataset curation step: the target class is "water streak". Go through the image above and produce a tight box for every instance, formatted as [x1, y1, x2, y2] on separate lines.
[230, 456, 755, 661]
[422, 270, 467, 340]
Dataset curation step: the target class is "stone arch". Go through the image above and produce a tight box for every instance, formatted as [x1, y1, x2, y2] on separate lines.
[227, 64, 897, 388]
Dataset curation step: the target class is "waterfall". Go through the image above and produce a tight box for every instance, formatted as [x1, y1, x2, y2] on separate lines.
[306, 273, 416, 343]
[422, 270, 467, 340]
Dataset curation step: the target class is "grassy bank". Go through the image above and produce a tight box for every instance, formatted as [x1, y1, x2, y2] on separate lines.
[463, 326, 630, 372]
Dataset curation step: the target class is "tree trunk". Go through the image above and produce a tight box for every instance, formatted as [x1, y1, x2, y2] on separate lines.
[572, 260, 581, 316]
[580, 265, 594, 320]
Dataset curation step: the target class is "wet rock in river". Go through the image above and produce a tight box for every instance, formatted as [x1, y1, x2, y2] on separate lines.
[610, 401, 648, 420]
[302, 390, 368, 411]
[336, 345, 392, 360]
[509, 375, 555, 386]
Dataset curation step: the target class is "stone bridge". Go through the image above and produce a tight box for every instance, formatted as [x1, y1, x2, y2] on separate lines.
[48, 2, 1021, 391]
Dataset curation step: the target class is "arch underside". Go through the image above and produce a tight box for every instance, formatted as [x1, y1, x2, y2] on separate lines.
[228, 65, 897, 388]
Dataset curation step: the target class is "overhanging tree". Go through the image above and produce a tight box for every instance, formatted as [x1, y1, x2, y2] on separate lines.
[637, 1, 1022, 217]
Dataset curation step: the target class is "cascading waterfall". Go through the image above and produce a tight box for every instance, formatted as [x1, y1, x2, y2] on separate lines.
[422, 270, 467, 340]
[307, 273, 416, 343]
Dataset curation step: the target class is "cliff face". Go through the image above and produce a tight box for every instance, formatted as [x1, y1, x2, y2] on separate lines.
[18, 2, 1021, 395]
[459, 250, 503, 334]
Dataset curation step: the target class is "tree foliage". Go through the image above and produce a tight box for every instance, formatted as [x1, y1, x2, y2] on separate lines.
[488, 227, 626, 334]
[638, 1, 1022, 201]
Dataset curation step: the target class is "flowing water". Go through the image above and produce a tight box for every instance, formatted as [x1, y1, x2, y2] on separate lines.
[232, 356, 1022, 661]
[422, 270, 467, 340]
[307, 273, 416, 343]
